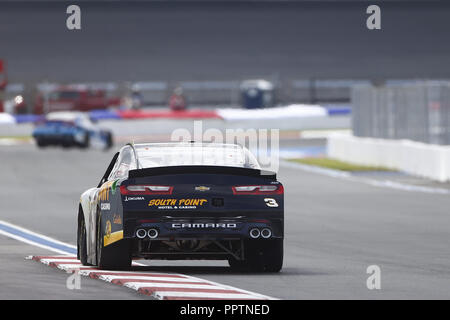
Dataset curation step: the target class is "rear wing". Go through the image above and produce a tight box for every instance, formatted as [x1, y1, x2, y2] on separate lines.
[128, 165, 277, 180]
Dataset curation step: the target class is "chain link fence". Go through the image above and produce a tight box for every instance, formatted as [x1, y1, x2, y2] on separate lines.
[352, 81, 450, 145]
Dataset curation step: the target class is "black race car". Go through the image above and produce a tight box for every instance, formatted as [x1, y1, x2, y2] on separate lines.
[77, 142, 284, 272]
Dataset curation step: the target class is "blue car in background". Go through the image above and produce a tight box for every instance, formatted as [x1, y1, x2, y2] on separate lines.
[32, 112, 113, 150]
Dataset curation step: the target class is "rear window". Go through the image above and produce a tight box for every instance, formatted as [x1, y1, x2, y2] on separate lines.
[125, 143, 261, 170]
[44, 120, 74, 126]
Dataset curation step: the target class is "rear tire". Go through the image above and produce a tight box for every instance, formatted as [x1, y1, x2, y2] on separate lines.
[80, 133, 90, 149]
[260, 239, 283, 272]
[77, 213, 89, 266]
[96, 213, 131, 270]
[36, 139, 47, 148]
[228, 258, 247, 271]
[104, 132, 113, 150]
[229, 239, 283, 273]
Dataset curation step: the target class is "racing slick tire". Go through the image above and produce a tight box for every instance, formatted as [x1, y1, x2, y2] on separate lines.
[62, 136, 74, 148]
[96, 213, 131, 270]
[229, 239, 283, 273]
[80, 133, 90, 149]
[104, 131, 113, 150]
[227, 258, 247, 271]
[36, 139, 48, 148]
[77, 211, 90, 266]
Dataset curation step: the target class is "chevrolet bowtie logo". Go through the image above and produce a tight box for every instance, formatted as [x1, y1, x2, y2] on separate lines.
[195, 186, 210, 191]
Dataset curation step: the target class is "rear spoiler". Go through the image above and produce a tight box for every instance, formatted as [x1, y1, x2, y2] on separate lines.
[128, 165, 276, 179]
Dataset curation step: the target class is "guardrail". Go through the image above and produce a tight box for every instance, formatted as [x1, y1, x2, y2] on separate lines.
[328, 134, 450, 182]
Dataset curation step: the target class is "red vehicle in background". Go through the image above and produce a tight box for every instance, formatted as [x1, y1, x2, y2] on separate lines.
[34, 86, 120, 114]
[0, 59, 6, 113]
[169, 86, 187, 111]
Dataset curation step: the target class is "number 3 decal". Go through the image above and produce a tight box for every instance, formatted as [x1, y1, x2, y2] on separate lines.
[264, 198, 278, 207]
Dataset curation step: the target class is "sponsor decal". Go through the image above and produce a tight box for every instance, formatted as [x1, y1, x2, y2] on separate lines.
[195, 186, 210, 192]
[101, 203, 110, 211]
[99, 181, 114, 201]
[113, 214, 122, 225]
[105, 220, 112, 239]
[103, 230, 123, 247]
[111, 179, 119, 195]
[103, 219, 123, 247]
[124, 196, 145, 202]
[172, 223, 237, 229]
[148, 198, 208, 210]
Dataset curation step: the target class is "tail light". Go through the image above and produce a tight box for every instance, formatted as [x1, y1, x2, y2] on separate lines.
[120, 185, 173, 195]
[232, 185, 283, 195]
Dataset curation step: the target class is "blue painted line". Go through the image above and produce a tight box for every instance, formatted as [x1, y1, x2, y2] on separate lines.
[14, 114, 45, 124]
[0, 222, 76, 255]
[89, 109, 121, 121]
[326, 107, 352, 116]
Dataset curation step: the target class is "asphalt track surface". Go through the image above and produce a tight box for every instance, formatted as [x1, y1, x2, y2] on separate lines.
[1, 143, 450, 299]
[1, 1, 450, 82]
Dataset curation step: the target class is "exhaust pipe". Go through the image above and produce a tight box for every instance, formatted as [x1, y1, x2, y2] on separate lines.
[147, 228, 159, 239]
[261, 228, 272, 239]
[249, 228, 261, 239]
[136, 228, 147, 239]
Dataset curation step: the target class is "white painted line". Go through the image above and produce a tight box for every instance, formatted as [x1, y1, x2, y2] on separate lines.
[56, 264, 92, 271]
[40, 259, 80, 265]
[124, 282, 218, 290]
[99, 275, 203, 283]
[179, 274, 276, 300]
[0, 230, 71, 255]
[0, 220, 77, 255]
[153, 291, 261, 300]
[77, 266, 163, 277]
[281, 160, 450, 195]
[300, 129, 351, 139]
[361, 178, 450, 194]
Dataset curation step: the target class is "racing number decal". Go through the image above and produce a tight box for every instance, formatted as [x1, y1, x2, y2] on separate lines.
[264, 198, 278, 207]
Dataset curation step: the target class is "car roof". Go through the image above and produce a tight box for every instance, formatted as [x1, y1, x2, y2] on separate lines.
[46, 111, 87, 122]
[118, 142, 260, 170]
[132, 142, 242, 148]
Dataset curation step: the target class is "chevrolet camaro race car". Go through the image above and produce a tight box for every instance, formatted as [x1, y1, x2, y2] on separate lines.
[32, 112, 113, 149]
[77, 142, 284, 272]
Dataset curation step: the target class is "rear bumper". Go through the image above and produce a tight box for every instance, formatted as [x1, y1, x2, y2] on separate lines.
[124, 215, 283, 241]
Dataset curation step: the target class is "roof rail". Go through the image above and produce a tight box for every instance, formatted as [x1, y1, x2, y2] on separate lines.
[126, 142, 140, 169]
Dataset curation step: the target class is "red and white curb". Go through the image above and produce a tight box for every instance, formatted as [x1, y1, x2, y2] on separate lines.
[27, 255, 275, 300]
